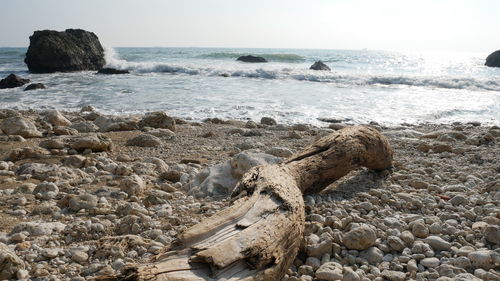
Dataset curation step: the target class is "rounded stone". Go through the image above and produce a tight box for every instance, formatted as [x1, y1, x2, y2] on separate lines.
[343, 225, 377, 250]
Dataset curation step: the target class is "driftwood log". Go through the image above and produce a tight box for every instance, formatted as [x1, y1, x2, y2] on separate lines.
[99, 125, 393, 281]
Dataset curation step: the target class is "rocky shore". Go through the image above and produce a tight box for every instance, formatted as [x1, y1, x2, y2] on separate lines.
[0, 108, 498, 281]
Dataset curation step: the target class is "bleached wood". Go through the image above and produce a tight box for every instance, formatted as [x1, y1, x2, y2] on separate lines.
[97, 125, 393, 281]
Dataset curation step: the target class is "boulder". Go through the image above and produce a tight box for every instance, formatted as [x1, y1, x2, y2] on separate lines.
[310, 60, 331, 71]
[485, 50, 500, 67]
[45, 110, 71, 127]
[0, 74, 30, 89]
[139, 112, 176, 131]
[24, 83, 46, 91]
[94, 115, 138, 132]
[126, 134, 163, 147]
[97, 68, 130, 74]
[0, 242, 25, 280]
[343, 225, 377, 250]
[260, 116, 277, 126]
[24, 29, 105, 73]
[237, 55, 267, 63]
[68, 133, 113, 152]
[0, 116, 42, 138]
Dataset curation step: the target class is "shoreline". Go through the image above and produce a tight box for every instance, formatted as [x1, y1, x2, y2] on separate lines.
[0, 107, 499, 280]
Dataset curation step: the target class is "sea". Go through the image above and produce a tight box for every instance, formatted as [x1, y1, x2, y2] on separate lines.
[0, 47, 499, 126]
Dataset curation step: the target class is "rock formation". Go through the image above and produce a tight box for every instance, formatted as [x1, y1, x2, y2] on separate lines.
[485, 50, 500, 67]
[24, 83, 46, 91]
[97, 68, 130, 74]
[0, 74, 30, 89]
[310, 60, 331, 71]
[237, 55, 267, 63]
[24, 29, 105, 73]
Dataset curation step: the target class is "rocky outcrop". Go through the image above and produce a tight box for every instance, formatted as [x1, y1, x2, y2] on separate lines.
[0, 243, 26, 280]
[0, 74, 30, 89]
[24, 29, 105, 73]
[24, 83, 46, 91]
[139, 112, 176, 131]
[0, 116, 42, 138]
[237, 55, 267, 63]
[97, 68, 130, 74]
[485, 50, 500, 67]
[310, 60, 331, 71]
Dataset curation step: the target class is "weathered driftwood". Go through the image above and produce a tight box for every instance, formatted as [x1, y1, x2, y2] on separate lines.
[99, 125, 393, 281]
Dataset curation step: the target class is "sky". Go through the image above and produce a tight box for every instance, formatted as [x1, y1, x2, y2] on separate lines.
[1, 0, 498, 52]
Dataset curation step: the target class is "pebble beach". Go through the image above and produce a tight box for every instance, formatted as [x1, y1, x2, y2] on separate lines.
[0, 108, 498, 281]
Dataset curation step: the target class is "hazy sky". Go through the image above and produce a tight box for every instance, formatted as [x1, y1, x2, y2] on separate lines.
[1, 0, 498, 52]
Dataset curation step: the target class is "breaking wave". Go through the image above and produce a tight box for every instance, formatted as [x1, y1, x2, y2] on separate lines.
[103, 47, 500, 92]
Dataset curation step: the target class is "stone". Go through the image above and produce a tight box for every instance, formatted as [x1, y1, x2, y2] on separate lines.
[387, 236, 406, 252]
[6, 146, 50, 161]
[343, 225, 377, 250]
[467, 250, 497, 269]
[484, 225, 500, 245]
[425, 236, 452, 251]
[381, 270, 406, 281]
[420, 257, 440, 268]
[432, 143, 452, 153]
[33, 182, 59, 200]
[0, 116, 42, 137]
[94, 115, 138, 132]
[71, 251, 89, 263]
[315, 262, 343, 280]
[39, 138, 66, 149]
[412, 221, 429, 238]
[342, 267, 360, 281]
[139, 112, 176, 131]
[452, 273, 482, 281]
[120, 174, 146, 197]
[485, 50, 500, 67]
[145, 128, 176, 138]
[97, 68, 129, 74]
[310, 60, 331, 71]
[68, 133, 113, 152]
[266, 147, 294, 158]
[0, 242, 25, 280]
[237, 55, 267, 63]
[63, 155, 86, 168]
[360, 246, 384, 264]
[0, 74, 30, 89]
[24, 29, 105, 73]
[126, 134, 163, 147]
[45, 110, 71, 126]
[68, 193, 98, 212]
[24, 83, 46, 91]
[307, 239, 333, 258]
[11, 221, 66, 236]
[70, 121, 99, 133]
[260, 117, 277, 126]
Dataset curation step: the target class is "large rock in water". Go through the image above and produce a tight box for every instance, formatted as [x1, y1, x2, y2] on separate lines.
[24, 29, 105, 73]
[237, 55, 267, 63]
[310, 60, 331, 71]
[0, 74, 30, 89]
[485, 50, 500, 67]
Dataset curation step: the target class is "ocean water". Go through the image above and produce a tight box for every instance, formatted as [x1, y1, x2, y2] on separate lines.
[0, 47, 499, 126]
